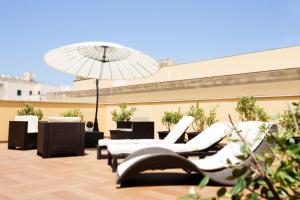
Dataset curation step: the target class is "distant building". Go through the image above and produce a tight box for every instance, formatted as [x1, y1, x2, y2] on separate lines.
[157, 58, 176, 67]
[0, 72, 69, 101]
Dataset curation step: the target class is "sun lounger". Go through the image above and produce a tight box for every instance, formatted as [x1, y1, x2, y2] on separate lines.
[116, 121, 276, 186]
[107, 122, 233, 171]
[97, 116, 195, 159]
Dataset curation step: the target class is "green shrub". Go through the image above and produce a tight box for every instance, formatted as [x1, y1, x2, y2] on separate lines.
[61, 108, 84, 121]
[111, 103, 136, 122]
[161, 108, 184, 132]
[187, 103, 218, 132]
[181, 102, 300, 200]
[236, 96, 270, 122]
[161, 111, 173, 132]
[17, 103, 43, 120]
[279, 102, 300, 132]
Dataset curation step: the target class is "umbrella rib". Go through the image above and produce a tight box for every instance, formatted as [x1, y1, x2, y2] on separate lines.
[115, 62, 125, 79]
[75, 57, 91, 76]
[86, 59, 96, 78]
[85, 45, 97, 58]
[130, 63, 145, 77]
[123, 61, 135, 79]
[135, 61, 153, 76]
[63, 49, 95, 73]
[48, 54, 77, 68]
[109, 62, 112, 79]
[94, 46, 102, 61]
[99, 62, 104, 79]
[63, 56, 86, 73]
[110, 48, 127, 61]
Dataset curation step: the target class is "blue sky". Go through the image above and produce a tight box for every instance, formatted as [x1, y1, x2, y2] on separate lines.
[0, 0, 299, 85]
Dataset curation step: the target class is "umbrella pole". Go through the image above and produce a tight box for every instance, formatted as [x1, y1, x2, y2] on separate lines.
[93, 79, 99, 132]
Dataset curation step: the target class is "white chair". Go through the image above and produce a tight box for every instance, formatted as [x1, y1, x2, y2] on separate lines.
[97, 116, 195, 159]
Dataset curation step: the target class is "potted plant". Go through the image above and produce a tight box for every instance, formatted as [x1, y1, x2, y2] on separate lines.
[235, 96, 270, 122]
[111, 103, 136, 128]
[158, 108, 184, 141]
[61, 108, 84, 121]
[86, 121, 93, 132]
[186, 103, 218, 140]
[17, 103, 43, 120]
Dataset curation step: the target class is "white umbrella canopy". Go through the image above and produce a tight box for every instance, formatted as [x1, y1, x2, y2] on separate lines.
[44, 41, 159, 80]
[44, 41, 160, 132]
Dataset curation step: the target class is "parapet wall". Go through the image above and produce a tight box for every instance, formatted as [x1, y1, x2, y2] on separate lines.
[1, 95, 299, 142]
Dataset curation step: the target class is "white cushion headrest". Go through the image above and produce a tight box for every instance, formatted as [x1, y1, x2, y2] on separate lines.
[164, 116, 194, 143]
[15, 115, 38, 133]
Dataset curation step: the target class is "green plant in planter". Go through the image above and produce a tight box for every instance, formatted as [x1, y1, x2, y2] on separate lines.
[187, 103, 205, 132]
[86, 121, 93, 128]
[236, 96, 270, 122]
[17, 103, 43, 120]
[161, 108, 184, 132]
[61, 108, 84, 121]
[187, 103, 218, 132]
[206, 106, 218, 127]
[172, 108, 184, 125]
[111, 103, 136, 122]
[279, 102, 300, 132]
[161, 111, 173, 132]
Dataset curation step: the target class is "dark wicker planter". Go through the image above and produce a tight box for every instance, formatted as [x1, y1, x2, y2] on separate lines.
[110, 121, 155, 139]
[186, 131, 201, 141]
[116, 121, 132, 129]
[158, 131, 185, 143]
[158, 131, 169, 139]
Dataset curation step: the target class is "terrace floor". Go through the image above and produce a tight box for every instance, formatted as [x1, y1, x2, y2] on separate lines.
[0, 143, 221, 200]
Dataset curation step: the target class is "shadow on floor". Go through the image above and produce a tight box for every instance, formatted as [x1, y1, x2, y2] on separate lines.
[119, 172, 222, 188]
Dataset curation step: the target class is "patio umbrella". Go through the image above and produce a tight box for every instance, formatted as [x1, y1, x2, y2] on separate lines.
[44, 42, 159, 131]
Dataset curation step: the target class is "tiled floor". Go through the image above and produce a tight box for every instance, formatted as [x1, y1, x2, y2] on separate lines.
[0, 144, 221, 199]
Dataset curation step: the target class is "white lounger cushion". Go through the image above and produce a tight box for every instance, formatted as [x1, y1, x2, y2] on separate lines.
[108, 122, 232, 155]
[98, 139, 166, 146]
[98, 116, 194, 147]
[186, 122, 232, 147]
[15, 115, 38, 133]
[192, 121, 271, 170]
[163, 116, 195, 143]
[48, 117, 81, 122]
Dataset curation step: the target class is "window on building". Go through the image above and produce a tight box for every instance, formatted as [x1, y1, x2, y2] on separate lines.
[17, 90, 22, 96]
[38, 91, 41, 95]
[29, 90, 32, 95]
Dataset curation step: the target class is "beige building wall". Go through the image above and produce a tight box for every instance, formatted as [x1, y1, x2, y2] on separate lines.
[72, 45, 300, 91]
[67, 80, 300, 104]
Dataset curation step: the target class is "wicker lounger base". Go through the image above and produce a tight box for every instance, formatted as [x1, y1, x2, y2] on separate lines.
[108, 143, 224, 172]
[117, 140, 271, 186]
